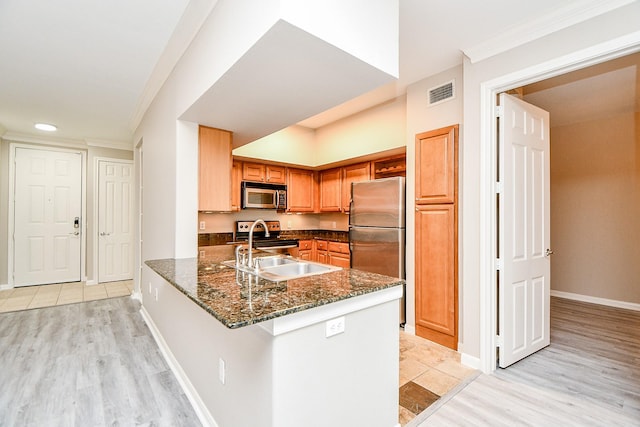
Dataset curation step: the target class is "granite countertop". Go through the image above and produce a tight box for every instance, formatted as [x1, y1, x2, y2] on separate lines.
[145, 245, 403, 329]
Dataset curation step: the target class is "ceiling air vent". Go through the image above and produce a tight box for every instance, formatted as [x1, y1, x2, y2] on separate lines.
[428, 80, 455, 106]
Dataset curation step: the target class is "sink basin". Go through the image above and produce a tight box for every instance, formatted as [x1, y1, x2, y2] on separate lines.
[258, 262, 337, 281]
[222, 256, 341, 281]
[253, 256, 297, 268]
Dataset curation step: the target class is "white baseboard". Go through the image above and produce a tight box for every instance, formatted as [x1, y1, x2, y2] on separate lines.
[86, 279, 97, 286]
[139, 306, 218, 427]
[0, 283, 11, 290]
[403, 324, 416, 335]
[460, 353, 481, 370]
[551, 290, 640, 312]
[130, 291, 142, 302]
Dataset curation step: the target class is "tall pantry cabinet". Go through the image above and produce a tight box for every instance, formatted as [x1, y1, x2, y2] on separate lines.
[414, 125, 459, 350]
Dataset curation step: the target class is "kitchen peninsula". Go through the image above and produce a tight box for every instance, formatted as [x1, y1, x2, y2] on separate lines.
[143, 245, 403, 427]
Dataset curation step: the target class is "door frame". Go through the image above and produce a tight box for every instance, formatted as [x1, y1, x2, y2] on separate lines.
[477, 33, 640, 373]
[7, 142, 87, 287]
[93, 156, 135, 284]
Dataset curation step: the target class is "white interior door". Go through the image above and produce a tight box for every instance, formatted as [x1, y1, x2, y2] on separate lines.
[498, 93, 551, 368]
[98, 160, 134, 283]
[13, 148, 82, 286]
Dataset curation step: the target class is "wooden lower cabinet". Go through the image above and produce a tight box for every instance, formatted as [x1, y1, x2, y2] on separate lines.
[415, 204, 458, 350]
[297, 240, 313, 260]
[327, 241, 350, 268]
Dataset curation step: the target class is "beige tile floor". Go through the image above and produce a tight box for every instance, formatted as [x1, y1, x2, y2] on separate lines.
[399, 330, 477, 426]
[0, 280, 133, 313]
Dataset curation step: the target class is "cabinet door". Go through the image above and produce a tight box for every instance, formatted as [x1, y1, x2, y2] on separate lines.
[287, 168, 315, 212]
[415, 126, 458, 204]
[319, 168, 342, 212]
[298, 240, 313, 251]
[329, 253, 350, 268]
[341, 162, 370, 212]
[231, 160, 242, 211]
[415, 204, 457, 349]
[266, 165, 286, 184]
[242, 162, 266, 182]
[298, 250, 312, 260]
[198, 126, 232, 211]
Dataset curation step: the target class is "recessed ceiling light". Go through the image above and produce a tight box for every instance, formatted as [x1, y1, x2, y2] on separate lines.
[35, 123, 57, 132]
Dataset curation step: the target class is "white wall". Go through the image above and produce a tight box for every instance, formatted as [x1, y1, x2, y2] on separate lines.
[0, 140, 9, 285]
[550, 112, 640, 304]
[134, 0, 399, 264]
[232, 126, 316, 165]
[314, 96, 406, 165]
[404, 66, 463, 335]
[461, 1, 640, 364]
[234, 96, 406, 167]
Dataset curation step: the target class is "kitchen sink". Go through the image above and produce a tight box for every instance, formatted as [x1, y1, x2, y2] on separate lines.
[253, 256, 297, 268]
[258, 261, 339, 281]
[222, 256, 341, 281]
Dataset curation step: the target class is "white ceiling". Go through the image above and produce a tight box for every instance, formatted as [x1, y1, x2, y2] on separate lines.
[0, 0, 635, 145]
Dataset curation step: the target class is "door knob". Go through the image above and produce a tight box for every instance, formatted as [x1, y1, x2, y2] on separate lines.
[100, 232, 111, 236]
[545, 248, 554, 257]
[69, 231, 80, 236]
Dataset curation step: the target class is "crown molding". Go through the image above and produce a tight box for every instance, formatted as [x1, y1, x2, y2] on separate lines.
[1, 132, 87, 149]
[129, 0, 220, 133]
[462, 0, 636, 64]
[85, 138, 133, 151]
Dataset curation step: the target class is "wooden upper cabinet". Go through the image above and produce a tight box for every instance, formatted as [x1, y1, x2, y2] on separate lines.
[319, 168, 342, 212]
[230, 160, 242, 211]
[265, 165, 286, 184]
[287, 168, 315, 212]
[198, 126, 232, 212]
[242, 162, 265, 182]
[415, 125, 458, 204]
[242, 161, 286, 184]
[341, 162, 370, 213]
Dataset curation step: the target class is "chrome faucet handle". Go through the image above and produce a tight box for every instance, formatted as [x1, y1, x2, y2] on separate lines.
[235, 244, 248, 267]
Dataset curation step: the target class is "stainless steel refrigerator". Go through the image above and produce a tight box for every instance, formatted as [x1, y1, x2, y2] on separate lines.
[349, 176, 406, 325]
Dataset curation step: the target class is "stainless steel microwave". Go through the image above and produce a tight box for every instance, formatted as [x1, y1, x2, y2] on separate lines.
[241, 181, 287, 210]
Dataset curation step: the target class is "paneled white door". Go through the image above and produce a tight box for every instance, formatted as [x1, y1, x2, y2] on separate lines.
[498, 93, 551, 368]
[13, 148, 82, 286]
[98, 160, 134, 283]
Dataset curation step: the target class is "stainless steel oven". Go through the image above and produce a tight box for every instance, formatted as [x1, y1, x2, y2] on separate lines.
[241, 182, 287, 210]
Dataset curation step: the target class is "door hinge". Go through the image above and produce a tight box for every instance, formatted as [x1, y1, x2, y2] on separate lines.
[496, 335, 503, 347]
[495, 182, 503, 194]
[495, 259, 502, 270]
[495, 105, 504, 118]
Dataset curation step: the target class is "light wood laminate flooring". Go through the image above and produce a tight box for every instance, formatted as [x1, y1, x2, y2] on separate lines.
[413, 297, 640, 426]
[0, 296, 201, 426]
[0, 281, 133, 312]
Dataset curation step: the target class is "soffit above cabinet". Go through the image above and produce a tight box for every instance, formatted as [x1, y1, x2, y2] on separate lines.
[179, 20, 397, 148]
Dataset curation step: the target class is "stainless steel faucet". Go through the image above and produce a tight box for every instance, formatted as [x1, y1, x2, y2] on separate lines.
[247, 219, 269, 271]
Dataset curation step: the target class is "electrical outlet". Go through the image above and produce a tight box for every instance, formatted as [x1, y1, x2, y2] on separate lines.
[287, 220, 292, 229]
[199, 250, 205, 258]
[325, 316, 345, 338]
[332, 221, 337, 229]
[219, 358, 226, 384]
[199, 221, 206, 230]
